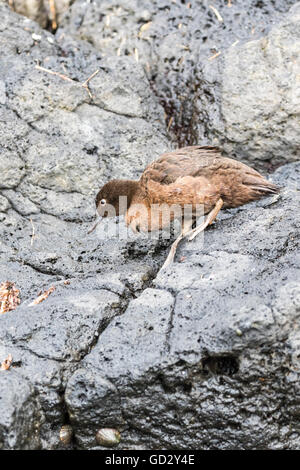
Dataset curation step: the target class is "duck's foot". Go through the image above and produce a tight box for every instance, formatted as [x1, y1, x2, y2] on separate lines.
[187, 198, 223, 241]
[160, 198, 224, 270]
[161, 219, 194, 270]
[161, 233, 184, 270]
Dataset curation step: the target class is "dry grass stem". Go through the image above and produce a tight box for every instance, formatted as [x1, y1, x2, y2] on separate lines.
[167, 116, 173, 132]
[35, 65, 100, 99]
[49, 0, 57, 30]
[134, 47, 139, 62]
[29, 286, 55, 306]
[35, 65, 74, 83]
[208, 51, 221, 61]
[209, 5, 223, 22]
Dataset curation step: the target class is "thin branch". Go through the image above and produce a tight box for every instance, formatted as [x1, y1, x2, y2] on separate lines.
[29, 286, 55, 306]
[209, 5, 223, 22]
[35, 65, 74, 83]
[35, 65, 100, 99]
[81, 69, 100, 87]
[167, 116, 173, 132]
[208, 51, 221, 61]
[134, 47, 139, 62]
[49, 0, 57, 30]
[81, 69, 100, 99]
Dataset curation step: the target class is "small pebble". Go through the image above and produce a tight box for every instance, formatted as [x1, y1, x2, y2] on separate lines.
[32, 33, 42, 41]
[96, 428, 121, 447]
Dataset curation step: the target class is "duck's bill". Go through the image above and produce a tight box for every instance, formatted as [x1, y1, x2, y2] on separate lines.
[87, 216, 102, 234]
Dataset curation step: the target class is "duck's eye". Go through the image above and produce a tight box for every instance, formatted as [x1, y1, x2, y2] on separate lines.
[100, 199, 106, 206]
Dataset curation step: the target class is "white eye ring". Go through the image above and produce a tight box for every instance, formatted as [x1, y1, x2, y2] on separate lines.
[100, 199, 106, 206]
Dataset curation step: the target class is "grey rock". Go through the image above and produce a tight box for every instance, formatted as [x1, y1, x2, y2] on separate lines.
[0, 149, 25, 189]
[0, 3, 168, 222]
[202, 3, 300, 166]
[59, 0, 300, 167]
[0, 3, 169, 449]
[0, 194, 10, 212]
[65, 162, 300, 449]
[0, 368, 42, 449]
[0, 0, 299, 451]
[3, 0, 72, 29]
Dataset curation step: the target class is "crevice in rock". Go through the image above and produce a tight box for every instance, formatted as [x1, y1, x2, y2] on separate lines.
[202, 355, 239, 377]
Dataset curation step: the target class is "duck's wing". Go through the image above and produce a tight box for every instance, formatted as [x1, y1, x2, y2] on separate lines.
[140, 145, 279, 207]
[140, 146, 220, 192]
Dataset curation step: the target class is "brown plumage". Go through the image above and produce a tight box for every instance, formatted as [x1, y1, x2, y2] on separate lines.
[92, 146, 279, 268]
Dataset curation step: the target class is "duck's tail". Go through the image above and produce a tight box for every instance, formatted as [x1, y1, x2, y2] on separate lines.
[250, 180, 280, 195]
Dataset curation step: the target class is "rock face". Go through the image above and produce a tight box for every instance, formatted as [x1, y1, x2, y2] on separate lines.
[65, 162, 300, 450]
[59, 0, 300, 168]
[0, 3, 169, 449]
[0, 1, 300, 450]
[4, 0, 72, 29]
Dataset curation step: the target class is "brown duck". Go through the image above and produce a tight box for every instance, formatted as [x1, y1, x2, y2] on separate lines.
[91, 146, 279, 268]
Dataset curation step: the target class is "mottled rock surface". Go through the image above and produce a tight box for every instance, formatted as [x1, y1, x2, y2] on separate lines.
[3, 0, 72, 29]
[0, 3, 169, 449]
[59, 0, 300, 168]
[0, 1, 299, 450]
[65, 163, 300, 450]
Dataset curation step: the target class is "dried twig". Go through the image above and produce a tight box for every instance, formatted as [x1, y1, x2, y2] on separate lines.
[139, 21, 152, 35]
[134, 48, 139, 62]
[178, 44, 190, 51]
[117, 37, 126, 56]
[167, 116, 173, 132]
[1, 354, 12, 371]
[81, 69, 100, 99]
[231, 40, 240, 47]
[49, 0, 57, 30]
[35, 65, 100, 99]
[35, 65, 74, 83]
[29, 286, 55, 306]
[209, 5, 223, 22]
[81, 69, 100, 88]
[208, 51, 221, 61]
[0, 282, 20, 314]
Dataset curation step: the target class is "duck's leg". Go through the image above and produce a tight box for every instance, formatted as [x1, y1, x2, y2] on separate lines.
[161, 218, 194, 270]
[187, 198, 223, 241]
[161, 198, 223, 269]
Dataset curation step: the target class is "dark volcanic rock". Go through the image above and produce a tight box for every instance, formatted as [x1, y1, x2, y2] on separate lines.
[0, 1, 299, 451]
[65, 163, 300, 450]
[0, 3, 169, 449]
[59, 0, 300, 167]
[0, 369, 42, 449]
